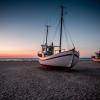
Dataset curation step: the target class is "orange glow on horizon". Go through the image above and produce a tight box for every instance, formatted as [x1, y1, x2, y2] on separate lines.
[0, 50, 36, 58]
[80, 49, 92, 57]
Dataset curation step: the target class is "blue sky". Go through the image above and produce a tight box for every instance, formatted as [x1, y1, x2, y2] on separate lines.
[0, 0, 100, 58]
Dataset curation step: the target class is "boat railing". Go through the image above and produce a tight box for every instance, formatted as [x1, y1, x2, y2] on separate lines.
[54, 49, 65, 54]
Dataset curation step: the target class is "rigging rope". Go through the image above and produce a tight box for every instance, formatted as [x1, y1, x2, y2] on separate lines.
[63, 22, 70, 49]
[63, 22, 75, 48]
[52, 19, 61, 43]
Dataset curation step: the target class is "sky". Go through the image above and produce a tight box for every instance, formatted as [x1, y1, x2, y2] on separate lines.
[0, 0, 100, 58]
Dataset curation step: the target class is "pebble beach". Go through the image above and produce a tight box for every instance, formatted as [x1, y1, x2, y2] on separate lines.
[0, 60, 100, 100]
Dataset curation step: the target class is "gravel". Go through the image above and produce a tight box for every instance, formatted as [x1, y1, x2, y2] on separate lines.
[0, 61, 100, 100]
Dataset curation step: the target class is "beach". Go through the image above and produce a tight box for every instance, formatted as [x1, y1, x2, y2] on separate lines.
[0, 60, 100, 100]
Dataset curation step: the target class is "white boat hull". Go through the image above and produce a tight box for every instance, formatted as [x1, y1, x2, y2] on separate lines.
[38, 49, 79, 68]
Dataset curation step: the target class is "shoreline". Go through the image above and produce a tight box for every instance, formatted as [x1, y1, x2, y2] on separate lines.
[0, 57, 91, 62]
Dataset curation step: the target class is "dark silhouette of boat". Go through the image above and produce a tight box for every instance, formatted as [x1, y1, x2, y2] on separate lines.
[92, 50, 100, 62]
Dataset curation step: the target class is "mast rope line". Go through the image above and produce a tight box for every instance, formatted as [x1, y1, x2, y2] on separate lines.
[61, 17, 71, 50]
[62, 21, 70, 50]
[52, 19, 61, 43]
[61, 5, 75, 49]
[43, 5, 75, 50]
[51, 5, 71, 49]
[63, 22, 75, 48]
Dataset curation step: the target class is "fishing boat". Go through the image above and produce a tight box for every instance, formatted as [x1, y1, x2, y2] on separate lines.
[92, 50, 100, 62]
[38, 6, 79, 68]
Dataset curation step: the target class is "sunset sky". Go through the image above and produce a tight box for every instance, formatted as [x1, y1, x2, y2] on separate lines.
[0, 0, 100, 58]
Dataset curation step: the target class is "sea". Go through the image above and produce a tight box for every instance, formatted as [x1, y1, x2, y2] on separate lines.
[0, 58, 91, 61]
[0, 58, 39, 61]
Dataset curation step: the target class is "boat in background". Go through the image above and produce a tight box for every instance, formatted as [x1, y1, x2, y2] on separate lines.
[38, 6, 79, 69]
[92, 50, 100, 62]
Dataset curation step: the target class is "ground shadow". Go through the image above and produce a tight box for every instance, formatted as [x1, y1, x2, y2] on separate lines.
[38, 65, 79, 72]
[38, 65, 100, 77]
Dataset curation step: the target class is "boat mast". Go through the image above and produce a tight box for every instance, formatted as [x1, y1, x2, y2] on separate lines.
[59, 6, 64, 53]
[45, 25, 50, 51]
